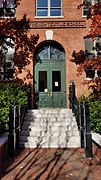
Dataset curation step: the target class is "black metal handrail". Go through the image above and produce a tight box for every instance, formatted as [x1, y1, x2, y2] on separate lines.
[69, 81, 93, 158]
[69, 80, 80, 128]
[8, 104, 27, 156]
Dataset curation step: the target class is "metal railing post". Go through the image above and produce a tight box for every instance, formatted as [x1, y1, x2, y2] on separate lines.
[16, 105, 21, 148]
[84, 101, 93, 157]
[79, 102, 85, 148]
[8, 105, 16, 156]
[69, 80, 75, 112]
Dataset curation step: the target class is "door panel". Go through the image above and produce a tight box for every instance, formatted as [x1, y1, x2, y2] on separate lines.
[39, 71, 47, 92]
[52, 71, 61, 92]
[35, 60, 66, 108]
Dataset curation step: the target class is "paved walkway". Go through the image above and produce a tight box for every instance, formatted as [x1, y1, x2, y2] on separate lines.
[0, 148, 101, 180]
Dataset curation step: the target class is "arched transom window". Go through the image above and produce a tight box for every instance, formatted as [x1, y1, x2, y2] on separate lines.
[36, 44, 65, 61]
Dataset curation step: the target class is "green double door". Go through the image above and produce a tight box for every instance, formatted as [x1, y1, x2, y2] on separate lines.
[35, 60, 66, 108]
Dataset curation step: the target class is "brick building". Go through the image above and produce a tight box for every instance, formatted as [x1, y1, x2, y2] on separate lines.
[0, 0, 100, 108]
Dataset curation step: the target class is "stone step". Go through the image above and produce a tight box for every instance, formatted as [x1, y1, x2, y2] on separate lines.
[20, 136, 80, 148]
[22, 121, 72, 127]
[25, 114, 72, 121]
[20, 129, 79, 137]
[24, 115, 73, 120]
[22, 116, 77, 124]
[25, 109, 73, 117]
[21, 124, 78, 132]
[27, 108, 72, 114]
[22, 120, 77, 128]
[24, 119, 73, 127]
[20, 136, 39, 142]
[20, 130, 44, 137]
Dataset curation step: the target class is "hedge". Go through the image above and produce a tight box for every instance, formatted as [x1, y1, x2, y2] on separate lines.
[0, 82, 30, 131]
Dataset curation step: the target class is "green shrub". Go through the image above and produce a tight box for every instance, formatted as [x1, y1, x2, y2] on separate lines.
[0, 82, 30, 131]
[78, 95, 101, 135]
[89, 100, 101, 135]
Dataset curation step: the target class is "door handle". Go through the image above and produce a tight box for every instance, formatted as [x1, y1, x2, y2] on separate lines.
[48, 91, 52, 97]
[48, 91, 50, 97]
[50, 91, 52, 97]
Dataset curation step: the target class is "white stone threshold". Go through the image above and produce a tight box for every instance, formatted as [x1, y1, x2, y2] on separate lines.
[92, 132, 101, 147]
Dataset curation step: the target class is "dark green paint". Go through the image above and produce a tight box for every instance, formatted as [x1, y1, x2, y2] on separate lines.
[35, 59, 66, 108]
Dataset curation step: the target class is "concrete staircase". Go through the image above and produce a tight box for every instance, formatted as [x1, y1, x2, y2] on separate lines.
[20, 109, 80, 148]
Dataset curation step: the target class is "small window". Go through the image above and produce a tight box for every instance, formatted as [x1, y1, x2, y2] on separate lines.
[82, 0, 98, 17]
[85, 69, 101, 79]
[82, 0, 92, 16]
[0, 36, 14, 81]
[84, 37, 101, 79]
[0, 0, 15, 18]
[96, 37, 101, 56]
[84, 37, 101, 58]
[36, 0, 62, 17]
[85, 66, 95, 79]
[85, 67, 101, 79]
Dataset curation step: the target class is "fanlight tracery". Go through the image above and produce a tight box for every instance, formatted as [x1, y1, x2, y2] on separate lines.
[36, 44, 65, 61]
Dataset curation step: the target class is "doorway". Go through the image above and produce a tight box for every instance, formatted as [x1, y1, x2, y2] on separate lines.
[35, 41, 66, 108]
